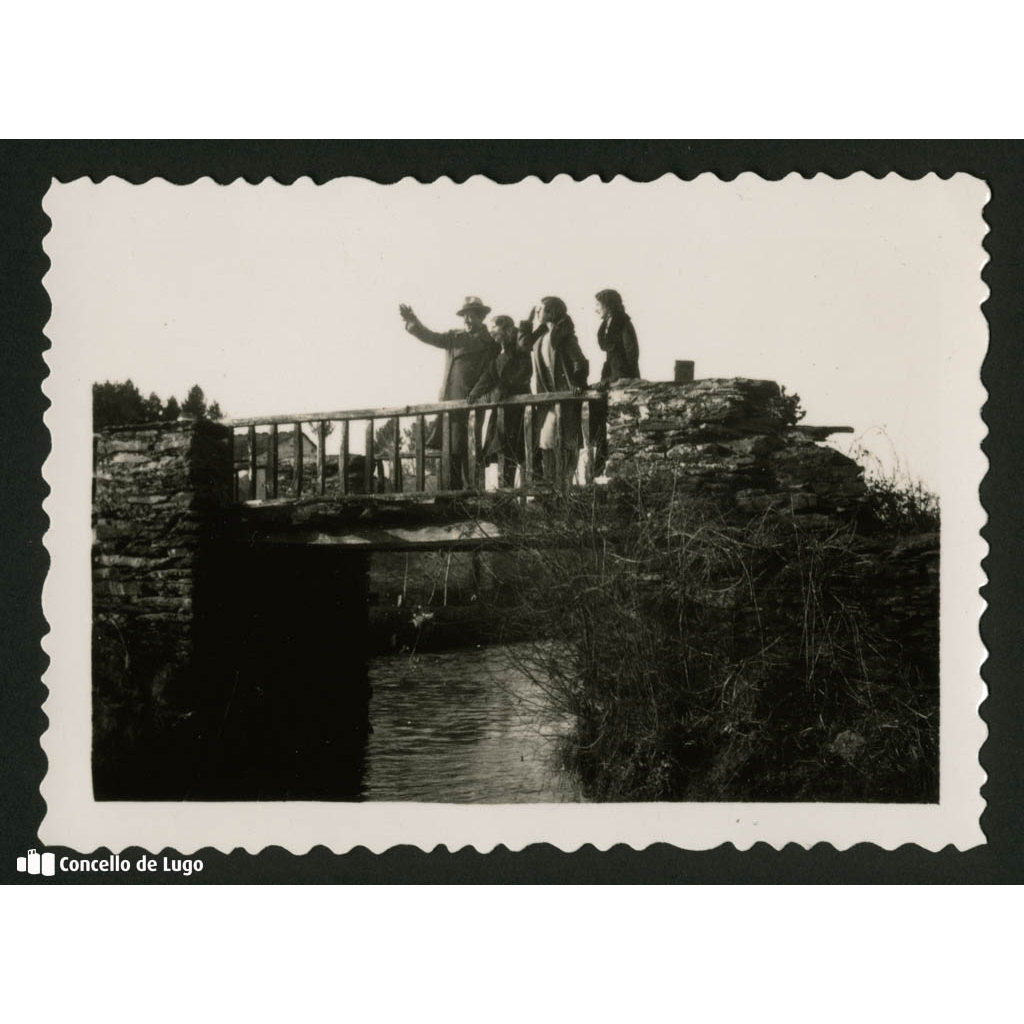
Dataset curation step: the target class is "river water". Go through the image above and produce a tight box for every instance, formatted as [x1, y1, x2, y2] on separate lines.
[361, 641, 582, 803]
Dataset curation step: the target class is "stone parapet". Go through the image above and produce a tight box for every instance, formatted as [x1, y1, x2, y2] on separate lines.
[93, 420, 231, 634]
[605, 377, 865, 515]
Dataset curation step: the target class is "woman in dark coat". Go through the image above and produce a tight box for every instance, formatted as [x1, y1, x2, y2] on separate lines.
[595, 288, 640, 382]
[592, 288, 640, 475]
[468, 315, 532, 488]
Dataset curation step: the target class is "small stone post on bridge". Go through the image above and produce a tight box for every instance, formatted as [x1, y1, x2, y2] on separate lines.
[673, 360, 695, 383]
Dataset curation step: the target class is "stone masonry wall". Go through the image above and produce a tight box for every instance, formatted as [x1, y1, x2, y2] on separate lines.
[599, 378, 938, 800]
[92, 419, 233, 796]
[604, 378, 866, 515]
[94, 419, 233, 649]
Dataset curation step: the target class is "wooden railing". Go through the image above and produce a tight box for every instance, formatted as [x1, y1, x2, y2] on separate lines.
[227, 391, 606, 502]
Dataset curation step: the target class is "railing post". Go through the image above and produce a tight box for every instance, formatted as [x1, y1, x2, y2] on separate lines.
[581, 398, 593, 485]
[268, 423, 279, 498]
[415, 415, 425, 493]
[339, 420, 349, 496]
[391, 415, 402, 494]
[496, 406, 507, 489]
[467, 408, 479, 491]
[229, 429, 237, 501]
[522, 403, 534, 504]
[364, 420, 375, 494]
[293, 422, 303, 497]
[440, 411, 451, 491]
[553, 401, 564, 489]
[316, 420, 326, 495]
[247, 425, 257, 500]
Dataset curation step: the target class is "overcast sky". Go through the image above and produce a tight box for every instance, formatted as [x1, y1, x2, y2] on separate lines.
[44, 173, 987, 490]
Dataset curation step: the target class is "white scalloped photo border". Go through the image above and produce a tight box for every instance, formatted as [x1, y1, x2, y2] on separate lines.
[39, 172, 988, 853]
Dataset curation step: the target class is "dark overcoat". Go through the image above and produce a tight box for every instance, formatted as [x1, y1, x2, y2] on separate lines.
[407, 320, 494, 452]
[468, 343, 533, 462]
[597, 313, 640, 382]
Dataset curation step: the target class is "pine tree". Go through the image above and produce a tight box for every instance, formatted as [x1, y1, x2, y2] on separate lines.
[93, 379, 150, 429]
[181, 385, 207, 420]
[143, 392, 164, 421]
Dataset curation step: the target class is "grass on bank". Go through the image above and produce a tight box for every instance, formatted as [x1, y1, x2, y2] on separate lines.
[485, 470, 939, 803]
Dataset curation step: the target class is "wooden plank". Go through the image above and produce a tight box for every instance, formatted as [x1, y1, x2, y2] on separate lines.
[496, 406, 507, 489]
[237, 487, 538, 508]
[391, 415, 401, 494]
[440, 411, 451, 491]
[467, 408, 479, 491]
[293, 422, 303, 497]
[415, 414, 425, 493]
[247, 522, 509, 552]
[268, 423, 279, 498]
[339, 420, 350, 496]
[794, 424, 855, 439]
[226, 390, 603, 427]
[316, 420, 326, 495]
[522, 403, 534, 501]
[581, 399, 593, 485]
[364, 420, 375, 494]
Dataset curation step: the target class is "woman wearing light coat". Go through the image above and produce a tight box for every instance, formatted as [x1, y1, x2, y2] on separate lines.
[518, 296, 589, 487]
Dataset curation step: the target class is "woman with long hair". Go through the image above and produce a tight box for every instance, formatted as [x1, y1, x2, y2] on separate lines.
[518, 296, 589, 487]
[592, 289, 640, 475]
[595, 288, 640, 382]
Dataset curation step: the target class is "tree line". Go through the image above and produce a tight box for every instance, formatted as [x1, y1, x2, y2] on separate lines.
[93, 380, 423, 459]
[93, 380, 223, 430]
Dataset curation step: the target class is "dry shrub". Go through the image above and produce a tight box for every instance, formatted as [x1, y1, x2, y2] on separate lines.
[489, 477, 939, 802]
[850, 440, 940, 536]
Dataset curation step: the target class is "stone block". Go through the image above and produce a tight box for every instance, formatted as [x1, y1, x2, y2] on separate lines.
[105, 437, 153, 454]
[126, 494, 171, 506]
[97, 553, 156, 569]
[94, 522, 135, 540]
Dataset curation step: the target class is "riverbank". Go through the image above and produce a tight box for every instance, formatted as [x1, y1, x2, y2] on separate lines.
[488, 483, 940, 803]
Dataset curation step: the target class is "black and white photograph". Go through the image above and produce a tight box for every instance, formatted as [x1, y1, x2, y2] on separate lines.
[2, 2, 1021, 1010]
[38, 172, 986, 852]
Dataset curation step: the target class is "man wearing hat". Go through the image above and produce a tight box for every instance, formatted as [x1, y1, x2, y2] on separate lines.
[399, 297, 496, 489]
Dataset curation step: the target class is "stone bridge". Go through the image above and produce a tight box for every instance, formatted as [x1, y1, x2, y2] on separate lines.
[91, 376, 860, 798]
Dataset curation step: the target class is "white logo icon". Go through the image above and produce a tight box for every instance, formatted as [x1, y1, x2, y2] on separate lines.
[16, 849, 55, 876]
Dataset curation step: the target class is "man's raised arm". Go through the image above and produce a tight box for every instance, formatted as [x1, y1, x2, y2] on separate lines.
[399, 304, 450, 348]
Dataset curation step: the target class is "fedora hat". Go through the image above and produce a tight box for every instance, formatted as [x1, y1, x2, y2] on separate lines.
[456, 296, 492, 317]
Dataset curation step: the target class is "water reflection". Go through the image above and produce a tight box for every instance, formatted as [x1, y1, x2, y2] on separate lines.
[362, 641, 581, 803]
